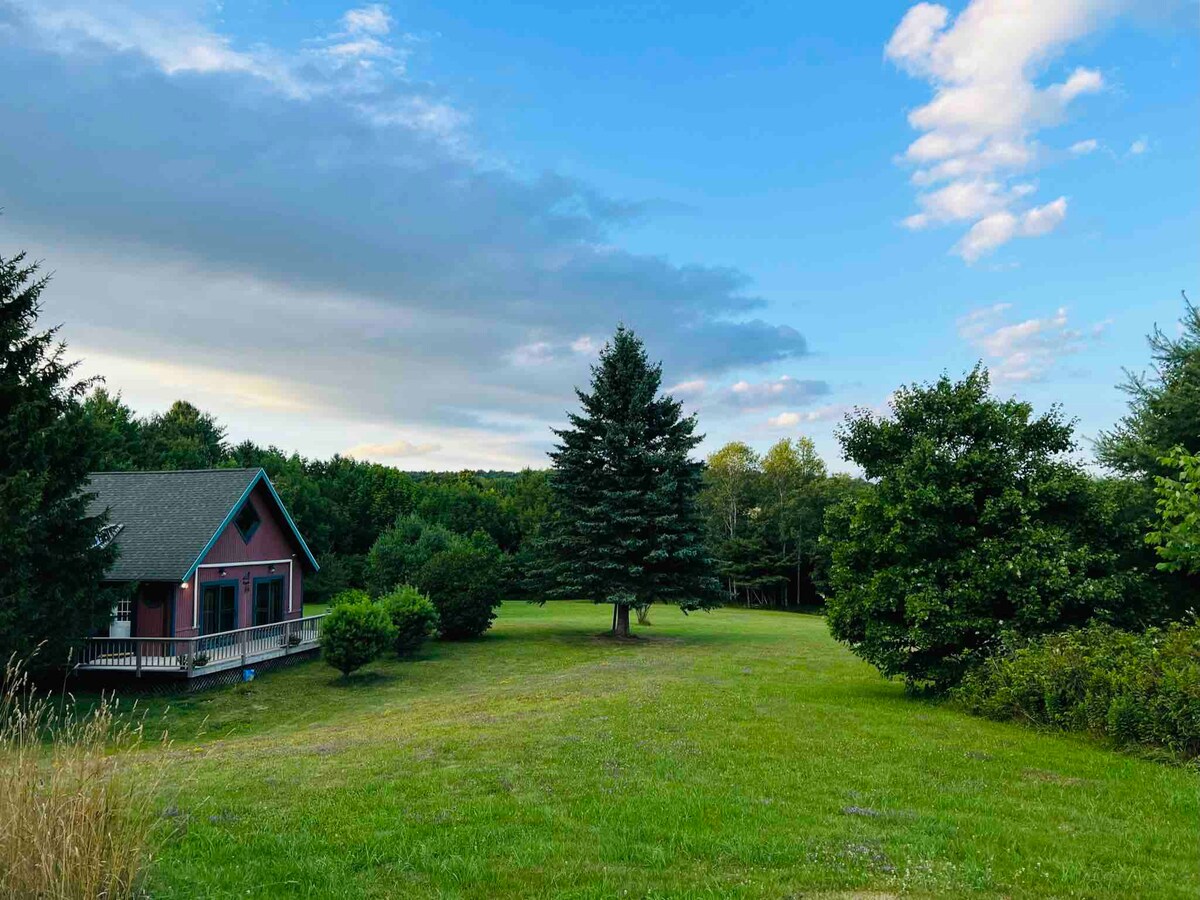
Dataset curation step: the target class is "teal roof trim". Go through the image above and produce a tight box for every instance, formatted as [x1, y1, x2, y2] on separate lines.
[181, 469, 320, 582]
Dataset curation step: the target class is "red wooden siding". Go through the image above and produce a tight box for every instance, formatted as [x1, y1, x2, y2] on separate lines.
[134, 582, 174, 638]
[167, 483, 308, 638]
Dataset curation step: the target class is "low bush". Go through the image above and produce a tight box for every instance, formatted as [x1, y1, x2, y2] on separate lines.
[328, 587, 372, 609]
[380, 585, 440, 656]
[954, 621, 1200, 758]
[0, 659, 169, 898]
[321, 601, 395, 676]
[416, 540, 505, 639]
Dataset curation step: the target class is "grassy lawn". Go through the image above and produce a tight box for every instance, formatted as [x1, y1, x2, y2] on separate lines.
[133, 602, 1197, 899]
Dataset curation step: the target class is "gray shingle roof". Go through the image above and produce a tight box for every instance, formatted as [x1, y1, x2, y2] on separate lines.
[86, 469, 261, 581]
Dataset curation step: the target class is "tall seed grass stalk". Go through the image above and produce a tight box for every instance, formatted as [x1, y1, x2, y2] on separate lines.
[0, 658, 171, 899]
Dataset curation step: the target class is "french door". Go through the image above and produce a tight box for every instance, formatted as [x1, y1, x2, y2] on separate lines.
[201, 583, 238, 634]
[253, 577, 285, 625]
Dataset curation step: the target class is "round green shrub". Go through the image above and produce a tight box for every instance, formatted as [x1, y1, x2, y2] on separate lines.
[415, 542, 504, 640]
[328, 587, 372, 609]
[366, 516, 457, 597]
[380, 585, 440, 656]
[321, 601, 395, 677]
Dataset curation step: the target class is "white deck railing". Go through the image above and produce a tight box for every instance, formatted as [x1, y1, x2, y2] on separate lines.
[77, 614, 325, 676]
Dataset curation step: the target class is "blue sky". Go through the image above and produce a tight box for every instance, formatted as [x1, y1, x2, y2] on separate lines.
[0, 0, 1196, 470]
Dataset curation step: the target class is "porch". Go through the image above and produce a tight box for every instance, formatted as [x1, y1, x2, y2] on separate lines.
[76, 614, 326, 678]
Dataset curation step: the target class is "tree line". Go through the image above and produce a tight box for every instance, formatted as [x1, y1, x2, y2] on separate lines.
[697, 438, 868, 608]
[79, 388, 552, 605]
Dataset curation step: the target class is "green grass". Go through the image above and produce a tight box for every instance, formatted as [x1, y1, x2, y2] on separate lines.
[132, 602, 1197, 899]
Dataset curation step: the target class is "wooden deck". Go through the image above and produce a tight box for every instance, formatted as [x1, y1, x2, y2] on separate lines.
[76, 614, 325, 678]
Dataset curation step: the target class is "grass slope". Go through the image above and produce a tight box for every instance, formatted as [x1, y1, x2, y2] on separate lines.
[138, 602, 1197, 898]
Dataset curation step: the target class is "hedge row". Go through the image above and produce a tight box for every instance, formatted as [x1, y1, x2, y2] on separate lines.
[954, 622, 1200, 759]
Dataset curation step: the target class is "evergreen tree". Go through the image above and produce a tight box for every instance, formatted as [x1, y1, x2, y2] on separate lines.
[139, 399, 227, 469]
[0, 252, 117, 674]
[1097, 294, 1200, 479]
[81, 387, 142, 471]
[538, 326, 720, 636]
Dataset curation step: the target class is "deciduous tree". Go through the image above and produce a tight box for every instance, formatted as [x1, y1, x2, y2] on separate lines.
[824, 367, 1130, 692]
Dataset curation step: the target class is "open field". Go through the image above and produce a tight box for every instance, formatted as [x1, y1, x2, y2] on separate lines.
[132, 602, 1197, 899]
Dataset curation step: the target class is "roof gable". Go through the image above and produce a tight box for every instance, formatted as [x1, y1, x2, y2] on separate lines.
[86, 469, 319, 581]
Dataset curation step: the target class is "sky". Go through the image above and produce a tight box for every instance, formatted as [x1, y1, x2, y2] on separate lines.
[0, 0, 1196, 472]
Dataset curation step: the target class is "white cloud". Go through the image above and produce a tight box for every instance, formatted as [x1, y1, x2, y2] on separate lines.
[668, 379, 708, 398]
[342, 5, 392, 36]
[15, 2, 434, 134]
[73, 346, 317, 414]
[570, 335, 599, 355]
[345, 438, 440, 459]
[1069, 138, 1100, 155]
[886, 0, 1119, 260]
[672, 375, 831, 413]
[727, 375, 830, 409]
[1129, 136, 1149, 155]
[956, 196, 1068, 262]
[767, 405, 848, 428]
[324, 4, 402, 61]
[957, 302, 1109, 382]
[509, 341, 559, 367]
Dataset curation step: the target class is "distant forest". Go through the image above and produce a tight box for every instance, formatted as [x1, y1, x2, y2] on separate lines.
[80, 389, 859, 609]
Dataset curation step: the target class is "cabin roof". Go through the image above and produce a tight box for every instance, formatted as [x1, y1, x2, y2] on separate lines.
[85, 468, 319, 582]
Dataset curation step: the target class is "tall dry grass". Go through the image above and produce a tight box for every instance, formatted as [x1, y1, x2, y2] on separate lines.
[0, 659, 170, 899]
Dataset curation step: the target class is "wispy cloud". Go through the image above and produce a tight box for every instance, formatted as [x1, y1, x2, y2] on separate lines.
[1128, 136, 1149, 155]
[669, 375, 830, 413]
[957, 302, 1109, 382]
[345, 438, 441, 459]
[886, 0, 1121, 261]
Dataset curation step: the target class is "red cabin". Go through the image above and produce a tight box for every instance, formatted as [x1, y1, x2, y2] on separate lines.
[78, 468, 322, 680]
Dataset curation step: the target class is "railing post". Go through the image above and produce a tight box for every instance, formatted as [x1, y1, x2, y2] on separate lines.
[187, 638, 196, 677]
[135, 640, 142, 678]
[284, 620, 292, 655]
[240, 629, 247, 667]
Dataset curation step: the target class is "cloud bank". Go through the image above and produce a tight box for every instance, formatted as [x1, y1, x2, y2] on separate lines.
[0, 1, 814, 468]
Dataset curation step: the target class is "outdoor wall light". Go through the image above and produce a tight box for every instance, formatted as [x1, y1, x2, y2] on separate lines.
[180, 581, 189, 590]
[268, 564, 276, 573]
[219, 567, 227, 577]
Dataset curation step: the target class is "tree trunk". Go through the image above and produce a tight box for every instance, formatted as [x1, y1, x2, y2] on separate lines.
[613, 604, 631, 637]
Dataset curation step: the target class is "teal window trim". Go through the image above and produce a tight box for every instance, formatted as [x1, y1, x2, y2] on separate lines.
[233, 500, 261, 543]
[199, 578, 240, 635]
[252, 575, 286, 625]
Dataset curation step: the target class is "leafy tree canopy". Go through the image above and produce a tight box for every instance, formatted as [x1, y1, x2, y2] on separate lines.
[823, 366, 1133, 692]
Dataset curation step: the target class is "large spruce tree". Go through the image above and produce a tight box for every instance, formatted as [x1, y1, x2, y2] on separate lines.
[539, 326, 720, 636]
[0, 251, 117, 674]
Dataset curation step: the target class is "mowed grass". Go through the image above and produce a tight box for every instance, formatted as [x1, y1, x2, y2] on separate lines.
[132, 602, 1197, 899]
